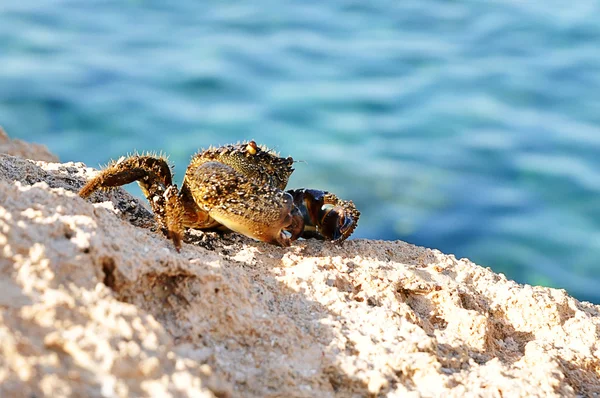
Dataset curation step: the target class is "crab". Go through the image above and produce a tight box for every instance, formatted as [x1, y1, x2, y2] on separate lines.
[79, 141, 360, 250]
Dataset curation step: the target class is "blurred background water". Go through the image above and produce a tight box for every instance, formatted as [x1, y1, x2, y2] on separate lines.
[1, 0, 600, 302]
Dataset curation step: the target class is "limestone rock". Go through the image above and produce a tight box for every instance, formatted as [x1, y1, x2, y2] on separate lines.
[0, 133, 599, 397]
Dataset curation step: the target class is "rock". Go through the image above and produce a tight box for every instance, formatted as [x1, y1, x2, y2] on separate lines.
[0, 126, 59, 162]
[0, 132, 599, 397]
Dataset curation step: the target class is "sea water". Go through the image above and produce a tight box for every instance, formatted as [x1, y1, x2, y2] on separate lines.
[2, 0, 600, 302]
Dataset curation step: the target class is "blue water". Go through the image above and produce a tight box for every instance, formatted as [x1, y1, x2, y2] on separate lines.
[2, 1, 600, 302]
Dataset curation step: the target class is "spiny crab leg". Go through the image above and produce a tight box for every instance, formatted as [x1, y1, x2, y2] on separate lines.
[79, 155, 185, 251]
[79, 155, 173, 198]
[287, 189, 360, 243]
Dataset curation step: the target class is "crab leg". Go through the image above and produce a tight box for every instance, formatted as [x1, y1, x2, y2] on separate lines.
[286, 189, 360, 243]
[79, 155, 173, 198]
[79, 155, 185, 250]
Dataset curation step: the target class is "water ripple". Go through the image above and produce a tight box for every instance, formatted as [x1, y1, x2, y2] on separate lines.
[2, 0, 600, 302]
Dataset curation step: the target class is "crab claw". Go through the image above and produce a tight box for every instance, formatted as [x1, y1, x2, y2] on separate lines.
[318, 203, 358, 242]
[286, 206, 305, 241]
[287, 189, 360, 243]
[269, 202, 305, 247]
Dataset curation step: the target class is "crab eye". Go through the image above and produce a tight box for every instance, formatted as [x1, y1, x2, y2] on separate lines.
[246, 141, 258, 155]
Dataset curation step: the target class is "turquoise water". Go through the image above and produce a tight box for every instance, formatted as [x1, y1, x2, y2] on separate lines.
[2, 1, 600, 302]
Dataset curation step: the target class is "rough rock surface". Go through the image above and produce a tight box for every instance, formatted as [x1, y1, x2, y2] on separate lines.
[1, 135, 599, 397]
[0, 126, 58, 162]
